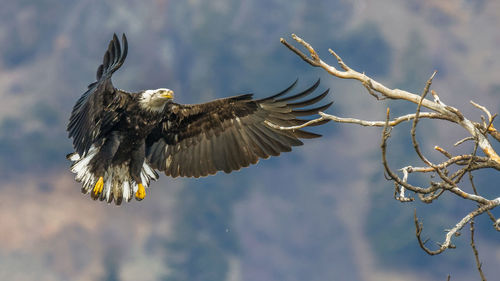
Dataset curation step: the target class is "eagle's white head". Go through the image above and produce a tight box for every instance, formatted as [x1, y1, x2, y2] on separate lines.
[139, 88, 174, 112]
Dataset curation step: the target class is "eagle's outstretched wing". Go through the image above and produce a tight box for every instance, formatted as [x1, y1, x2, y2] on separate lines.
[67, 34, 129, 155]
[145, 80, 332, 178]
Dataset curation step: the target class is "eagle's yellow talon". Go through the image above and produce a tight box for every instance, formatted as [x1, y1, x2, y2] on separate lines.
[92, 177, 104, 198]
[135, 183, 146, 200]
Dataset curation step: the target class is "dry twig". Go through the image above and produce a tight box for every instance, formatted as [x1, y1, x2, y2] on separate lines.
[470, 219, 487, 281]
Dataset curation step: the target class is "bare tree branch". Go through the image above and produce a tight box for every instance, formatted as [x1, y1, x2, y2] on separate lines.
[281, 34, 500, 275]
[280, 34, 500, 164]
[414, 201, 499, 255]
[470, 219, 487, 281]
[320, 111, 453, 127]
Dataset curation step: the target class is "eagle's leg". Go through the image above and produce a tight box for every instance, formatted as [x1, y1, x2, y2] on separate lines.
[90, 133, 121, 199]
[130, 141, 147, 200]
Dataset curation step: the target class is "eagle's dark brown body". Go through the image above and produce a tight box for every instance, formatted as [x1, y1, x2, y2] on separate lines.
[87, 92, 164, 186]
[67, 34, 332, 205]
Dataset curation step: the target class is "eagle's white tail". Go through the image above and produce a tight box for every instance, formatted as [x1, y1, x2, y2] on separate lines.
[67, 146, 158, 204]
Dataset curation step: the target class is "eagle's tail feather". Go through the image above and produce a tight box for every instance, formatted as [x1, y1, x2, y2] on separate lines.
[104, 170, 113, 203]
[68, 148, 159, 205]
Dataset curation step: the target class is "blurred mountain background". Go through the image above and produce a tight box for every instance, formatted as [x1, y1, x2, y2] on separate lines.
[1, 0, 499, 280]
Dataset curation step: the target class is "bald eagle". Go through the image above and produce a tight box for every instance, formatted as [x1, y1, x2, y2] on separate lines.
[67, 34, 332, 205]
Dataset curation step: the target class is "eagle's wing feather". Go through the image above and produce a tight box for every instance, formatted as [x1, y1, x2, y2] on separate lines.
[67, 34, 129, 155]
[145, 80, 332, 178]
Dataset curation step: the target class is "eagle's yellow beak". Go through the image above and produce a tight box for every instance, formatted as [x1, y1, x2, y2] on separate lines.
[161, 89, 174, 99]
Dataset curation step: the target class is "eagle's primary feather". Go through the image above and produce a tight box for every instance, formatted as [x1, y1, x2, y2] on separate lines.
[67, 33, 332, 205]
